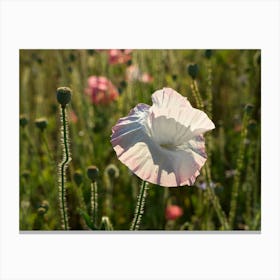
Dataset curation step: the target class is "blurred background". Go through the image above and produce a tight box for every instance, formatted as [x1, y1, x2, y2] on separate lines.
[19, 49, 261, 230]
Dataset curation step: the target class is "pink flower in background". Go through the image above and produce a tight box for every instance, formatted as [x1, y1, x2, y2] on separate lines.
[141, 72, 153, 83]
[126, 65, 153, 83]
[165, 205, 183, 220]
[85, 76, 119, 105]
[69, 110, 78, 124]
[108, 49, 132, 65]
[111, 88, 215, 187]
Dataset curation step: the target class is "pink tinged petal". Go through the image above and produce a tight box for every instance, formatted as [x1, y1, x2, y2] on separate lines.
[111, 110, 207, 186]
[112, 126, 205, 186]
[87, 76, 99, 88]
[111, 88, 215, 187]
[151, 88, 191, 110]
[150, 87, 215, 138]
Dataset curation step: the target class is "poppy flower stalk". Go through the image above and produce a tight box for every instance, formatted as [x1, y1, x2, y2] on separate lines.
[56, 87, 72, 230]
[130, 180, 149, 230]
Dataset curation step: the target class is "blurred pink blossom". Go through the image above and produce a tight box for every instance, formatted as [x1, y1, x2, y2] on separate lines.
[69, 110, 78, 124]
[111, 88, 215, 187]
[126, 65, 153, 83]
[108, 49, 132, 65]
[85, 76, 119, 105]
[165, 205, 183, 220]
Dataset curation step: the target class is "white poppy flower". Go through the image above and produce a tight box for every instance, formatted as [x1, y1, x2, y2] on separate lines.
[111, 88, 215, 187]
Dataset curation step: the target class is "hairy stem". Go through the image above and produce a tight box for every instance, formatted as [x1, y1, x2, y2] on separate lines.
[59, 106, 71, 230]
[91, 181, 98, 227]
[228, 113, 249, 227]
[190, 80, 229, 229]
[205, 164, 230, 230]
[206, 60, 213, 119]
[130, 181, 149, 231]
[190, 79, 204, 109]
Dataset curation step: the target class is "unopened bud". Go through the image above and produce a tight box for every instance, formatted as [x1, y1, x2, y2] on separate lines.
[87, 166, 99, 182]
[35, 118, 48, 131]
[20, 115, 29, 127]
[56, 87, 72, 107]
[187, 64, 199, 80]
[74, 170, 83, 186]
[247, 119, 257, 133]
[244, 104, 254, 115]
[204, 50, 213, 59]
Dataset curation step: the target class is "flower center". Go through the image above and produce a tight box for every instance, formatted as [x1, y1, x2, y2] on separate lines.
[159, 143, 178, 151]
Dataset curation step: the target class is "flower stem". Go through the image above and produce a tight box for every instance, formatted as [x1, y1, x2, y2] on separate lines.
[228, 113, 249, 228]
[205, 164, 230, 230]
[91, 181, 98, 227]
[190, 79, 204, 109]
[130, 180, 149, 230]
[206, 60, 213, 119]
[59, 106, 71, 230]
[190, 80, 229, 230]
[42, 132, 55, 164]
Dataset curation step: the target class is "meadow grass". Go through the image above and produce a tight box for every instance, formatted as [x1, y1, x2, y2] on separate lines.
[20, 49, 261, 230]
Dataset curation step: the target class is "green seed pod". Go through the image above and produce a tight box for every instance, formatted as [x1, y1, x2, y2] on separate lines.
[187, 64, 199, 80]
[87, 50, 95, 56]
[35, 118, 48, 131]
[126, 59, 133, 66]
[20, 114, 29, 127]
[120, 80, 127, 88]
[205, 50, 213, 59]
[56, 87, 72, 107]
[68, 53, 76, 62]
[105, 164, 119, 179]
[87, 165, 99, 182]
[244, 104, 254, 115]
[247, 119, 257, 133]
[73, 170, 83, 186]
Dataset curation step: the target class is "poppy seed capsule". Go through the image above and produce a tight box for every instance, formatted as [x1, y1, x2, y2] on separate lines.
[247, 119, 257, 133]
[35, 118, 48, 131]
[73, 170, 83, 186]
[20, 115, 29, 127]
[244, 104, 254, 115]
[205, 50, 213, 59]
[187, 64, 199, 80]
[87, 166, 99, 182]
[56, 87, 72, 107]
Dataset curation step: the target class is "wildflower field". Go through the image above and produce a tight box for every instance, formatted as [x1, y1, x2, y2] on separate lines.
[19, 49, 261, 231]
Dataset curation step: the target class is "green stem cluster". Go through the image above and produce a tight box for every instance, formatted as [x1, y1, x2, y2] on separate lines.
[205, 164, 229, 230]
[228, 113, 249, 227]
[190, 78, 229, 230]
